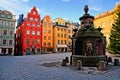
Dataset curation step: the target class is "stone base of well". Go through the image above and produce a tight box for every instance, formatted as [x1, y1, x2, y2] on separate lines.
[72, 55, 106, 67]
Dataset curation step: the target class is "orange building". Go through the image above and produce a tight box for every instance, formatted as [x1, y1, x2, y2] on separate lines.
[94, 2, 120, 46]
[41, 15, 53, 53]
[53, 18, 68, 52]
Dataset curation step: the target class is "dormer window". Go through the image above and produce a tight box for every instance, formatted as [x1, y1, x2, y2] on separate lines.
[33, 12, 36, 15]
[8, 16, 12, 19]
[30, 17, 33, 21]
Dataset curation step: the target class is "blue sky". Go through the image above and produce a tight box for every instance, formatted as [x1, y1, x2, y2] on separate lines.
[0, 0, 119, 23]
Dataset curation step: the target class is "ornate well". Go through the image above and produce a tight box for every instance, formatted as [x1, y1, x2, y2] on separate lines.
[72, 5, 106, 67]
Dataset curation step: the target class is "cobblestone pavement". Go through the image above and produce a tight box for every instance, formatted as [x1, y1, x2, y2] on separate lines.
[0, 52, 120, 80]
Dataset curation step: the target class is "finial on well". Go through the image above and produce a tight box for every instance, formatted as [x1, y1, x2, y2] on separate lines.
[84, 5, 89, 14]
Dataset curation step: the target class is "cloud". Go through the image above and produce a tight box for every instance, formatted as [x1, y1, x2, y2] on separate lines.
[87, 0, 101, 11]
[0, 0, 30, 16]
[22, 0, 29, 2]
[61, 0, 71, 2]
[0, 0, 51, 18]
[90, 7, 101, 11]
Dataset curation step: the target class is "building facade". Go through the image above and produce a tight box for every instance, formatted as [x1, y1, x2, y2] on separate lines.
[94, 2, 120, 46]
[66, 22, 80, 51]
[41, 15, 53, 53]
[53, 18, 68, 52]
[15, 7, 42, 55]
[0, 10, 16, 55]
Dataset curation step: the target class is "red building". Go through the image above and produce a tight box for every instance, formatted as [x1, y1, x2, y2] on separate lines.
[15, 7, 42, 55]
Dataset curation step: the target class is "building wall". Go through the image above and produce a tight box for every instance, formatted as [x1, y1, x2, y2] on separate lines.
[94, 2, 120, 46]
[41, 15, 53, 53]
[16, 7, 42, 55]
[0, 10, 16, 55]
[54, 18, 66, 25]
[53, 24, 68, 52]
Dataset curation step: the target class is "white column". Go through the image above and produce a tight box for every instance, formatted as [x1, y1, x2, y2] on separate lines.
[12, 48, 14, 56]
[0, 48, 1, 53]
[6, 48, 8, 55]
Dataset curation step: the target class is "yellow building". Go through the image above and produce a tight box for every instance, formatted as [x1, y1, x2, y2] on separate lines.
[94, 2, 120, 46]
[41, 15, 53, 53]
[53, 18, 68, 52]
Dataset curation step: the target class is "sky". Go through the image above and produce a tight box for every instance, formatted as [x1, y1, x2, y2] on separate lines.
[0, 0, 119, 23]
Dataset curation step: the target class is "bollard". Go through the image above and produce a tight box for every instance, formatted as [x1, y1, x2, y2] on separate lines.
[114, 59, 119, 66]
[98, 61, 105, 71]
[62, 59, 66, 66]
[70, 55, 72, 65]
[65, 57, 69, 63]
[77, 60, 82, 70]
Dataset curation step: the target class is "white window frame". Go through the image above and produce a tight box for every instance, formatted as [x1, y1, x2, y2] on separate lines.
[32, 31, 35, 35]
[37, 31, 40, 35]
[32, 24, 35, 27]
[27, 23, 30, 26]
[9, 29, 14, 36]
[2, 38, 7, 45]
[30, 17, 33, 21]
[26, 30, 30, 35]
[3, 29, 8, 36]
[35, 18, 38, 22]
[9, 39, 13, 45]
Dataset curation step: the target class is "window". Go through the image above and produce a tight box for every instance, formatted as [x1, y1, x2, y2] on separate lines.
[9, 22, 14, 27]
[37, 25, 40, 27]
[64, 40, 66, 44]
[26, 39, 29, 44]
[3, 39, 6, 45]
[44, 29, 46, 33]
[44, 23, 46, 27]
[35, 18, 38, 22]
[32, 24, 35, 27]
[3, 30, 7, 35]
[36, 40, 40, 44]
[58, 33, 60, 37]
[26, 30, 30, 35]
[68, 35, 71, 39]
[1, 14, 5, 18]
[61, 40, 63, 45]
[9, 40, 12, 45]
[10, 30, 13, 36]
[61, 34, 63, 38]
[48, 43, 51, 46]
[48, 36, 51, 40]
[64, 34, 66, 38]
[69, 30, 71, 33]
[3, 21, 9, 26]
[58, 40, 60, 44]
[32, 39, 34, 44]
[64, 29, 66, 32]
[30, 17, 33, 21]
[37, 31, 40, 35]
[58, 28, 59, 31]
[48, 30, 51, 33]
[44, 42, 46, 46]
[8, 16, 12, 19]
[44, 36, 46, 40]
[27, 23, 30, 26]
[33, 12, 36, 15]
[48, 23, 51, 28]
[32, 31, 35, 35]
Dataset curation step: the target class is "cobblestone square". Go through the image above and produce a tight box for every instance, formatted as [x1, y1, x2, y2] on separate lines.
[0, 52, 120, 80]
